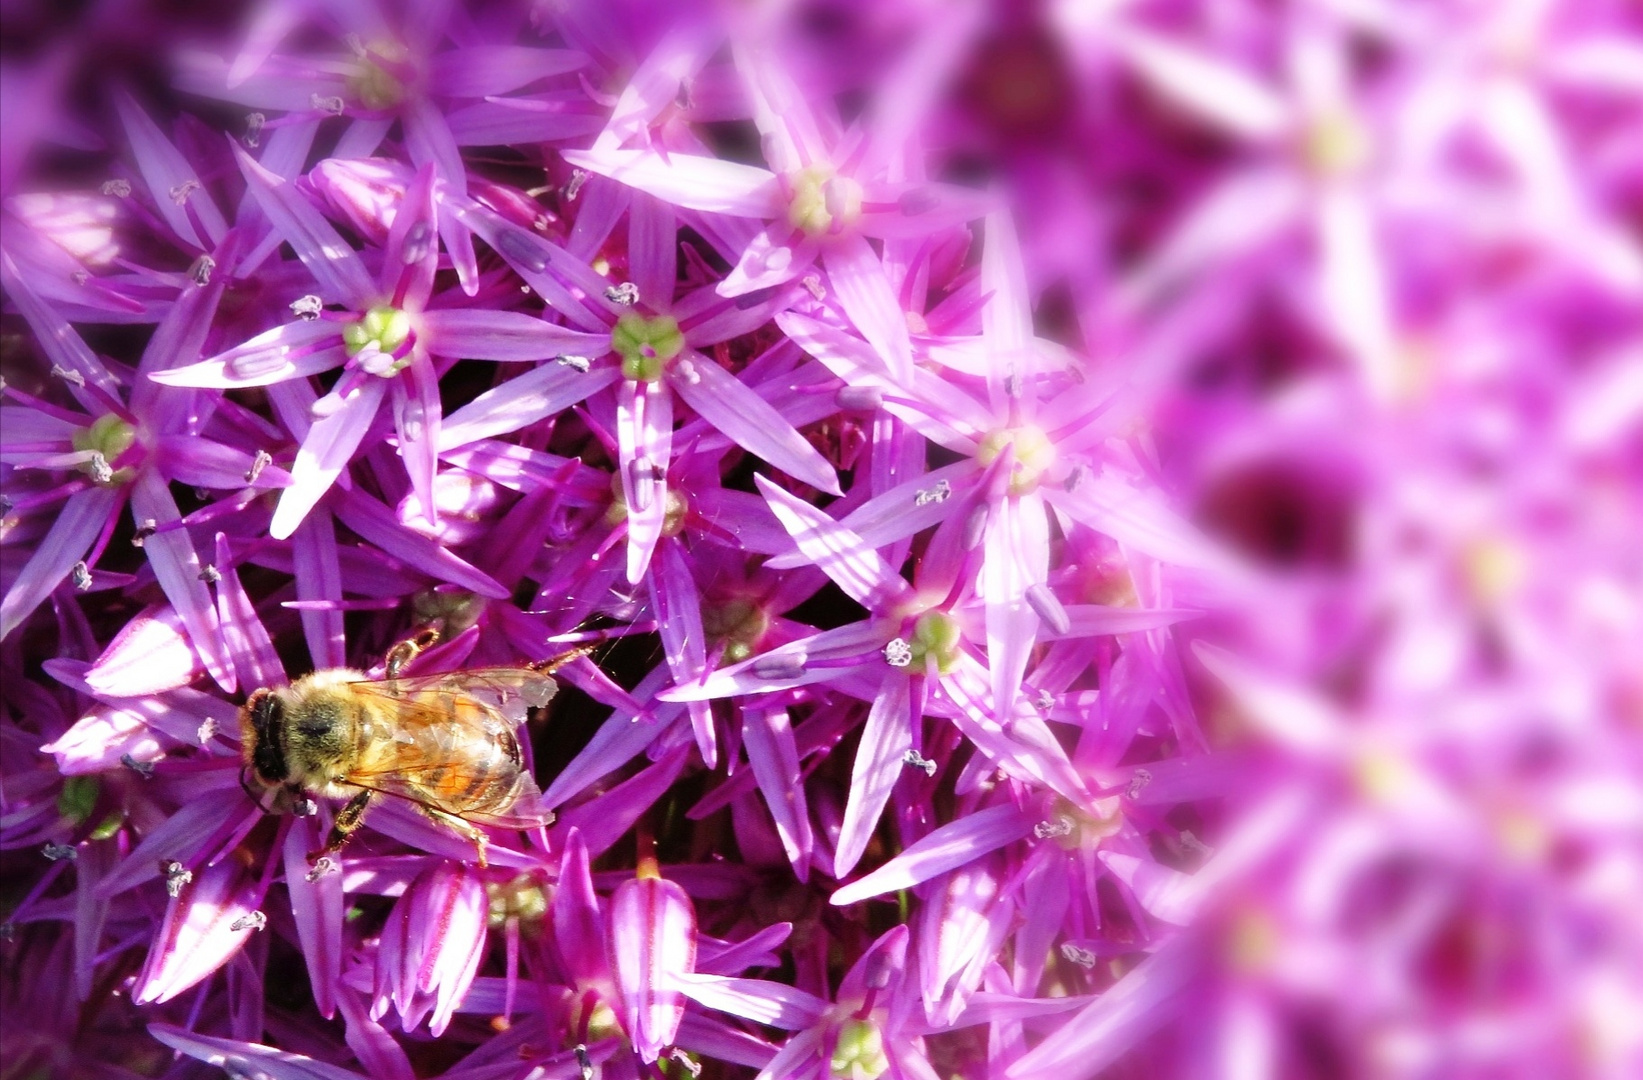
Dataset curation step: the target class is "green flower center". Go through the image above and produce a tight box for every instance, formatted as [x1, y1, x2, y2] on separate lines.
[603, 471, 688, 535]
[976, 425, 1056, 495]
[343, 305, 413, 374]
[890, 610, 962, 675]
[486, 872, 548, 929]
[786, 165, 863, 238]
[611, 312, 684, 381]
[348, 43, 409, 110]
[1303, 109, 1372, 177]
[701, 597, 771, 664]
[71, 413, 137, 486]
[829, 1019, 889, 1080]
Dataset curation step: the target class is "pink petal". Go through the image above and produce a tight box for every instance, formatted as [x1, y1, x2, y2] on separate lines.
[291, 511, 346, 670]
[133, 856, 268, 1005]
[740, 706, 813, 881]
[215, 534, 285, 692]
[627, 191, 677, 310]
[609, 874, 698, 1063]
[651, 540, 716, 767]
[149, 1024, 370, 1080]
[437, 360, 618, 450]
[0, 485, 119, 640]
[114, 91, 227, 250]
[755, 474, 907, 610]
[131, 469, 234, 691]
[561, 147, 780, 217]
[284, 813, 344, 1018]
[670, 351, 841, 495]
[824, 233, 913, 385]
[833, 675, 913, 880]
[429, 46, 590, 97]
[269, 378, 387, 541]
[618, 378, 672, 583]
[417, 309, 611, 361]
[676, 974, 828, 1031]
[235, 143, 377, 309]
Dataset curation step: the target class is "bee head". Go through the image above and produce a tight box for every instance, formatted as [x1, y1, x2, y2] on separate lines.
[242, 687, 289, 784]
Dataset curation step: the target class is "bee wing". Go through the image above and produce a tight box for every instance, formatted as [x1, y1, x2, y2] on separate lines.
[348, 767, 553, 830]
[361, 666, 559, 724]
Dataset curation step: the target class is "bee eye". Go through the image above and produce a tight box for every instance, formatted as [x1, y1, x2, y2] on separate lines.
[253, 692, 285, 729]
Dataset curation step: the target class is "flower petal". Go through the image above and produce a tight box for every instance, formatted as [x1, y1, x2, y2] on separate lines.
[235, 143, 377, 308]
[131, 469, 234, 691]
[671, 351, 841, 496]
[824, 233, 913, 385]
[833, 675, 913, 880]
[417, 308, 611, 361]
[269, 378, 388, 541]
[0, 485, 118, 641]
[741, 705, 813, 881]
[755, 474, 907, 610]
[561, 147, 780, 217]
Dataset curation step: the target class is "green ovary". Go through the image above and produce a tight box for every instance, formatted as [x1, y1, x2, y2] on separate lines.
[786, 165, 863, 238]
[829, 1019, 889, 1080]
[702, 597, 770, 664]
[976, 424, 1055, 495]
[611, 312, 684, 381]
[908, 610, 962, 675]
[72, 413, 137, 485]
[343, 305, 413, 373]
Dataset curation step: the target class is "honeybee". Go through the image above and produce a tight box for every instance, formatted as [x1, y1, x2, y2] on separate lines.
[240, 638, 581, 867]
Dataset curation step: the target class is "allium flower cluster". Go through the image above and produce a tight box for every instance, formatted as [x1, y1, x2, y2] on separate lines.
[2, 2, 1640, 1079]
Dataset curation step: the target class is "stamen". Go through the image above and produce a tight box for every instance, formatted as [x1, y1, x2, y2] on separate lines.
[883, 638, 913, 668]
[605, 282, 640, 306]
[50, 364, 86, 387]
[167, 179, 200, 205]
[188, 255, 215, 286]
[310, 94, 346, 115]
[1125, 769, 1152, 799]
[290, 294, 324, 320]
[162, 860, 193, 897]
[121, 753, 155, 778]
[306, 857, 337, 882]
[71, 561, 92, 591]
[1059, 942, 1097, 968]
[669, 1050, 701, 1077]
[101, 178, 131, 198]
[802, 274, 826, 300]
[244, 112, 266, 148]
[1033, 816, 1075, 839]
[914, 479, 951, 506]
[901, 748, 936, 776]
[42, 842, 78, 862]
[555, 354, 591, 372]
[229, 910, 267, 932]
[244, 449, 272, 484]
[196, 718, 218, 745]
[132, 519, 158, 547]
[565, 169, 589, 201]
[198, 565, 221, 584]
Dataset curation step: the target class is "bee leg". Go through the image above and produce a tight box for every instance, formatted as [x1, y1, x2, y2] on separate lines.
[532, 644, 595, 676]
[308, 790, 375, 863]
[384, 627, 443, 680]
[421, 806, 490, 868]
